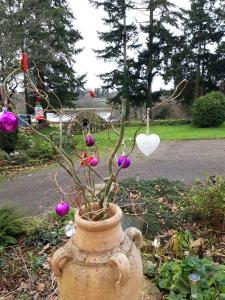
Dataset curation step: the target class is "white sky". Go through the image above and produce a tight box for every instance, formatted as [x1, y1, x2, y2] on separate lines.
[68, 0, 191, 91]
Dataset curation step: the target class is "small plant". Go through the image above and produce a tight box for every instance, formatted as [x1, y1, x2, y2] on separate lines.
[29, 252, 48, 275]
[192, 91, 225, 127]
[24, 209, 75, 247]
[0, 205, 26, 246]
[114, 178, 186, 238]
[25, 223, 62, 247]
[49, 131, 75, 154]
[167, 231, 194, 259]
[157, 256, 225, 299]
[26, 140, 54, 160]
[0, 130, 19, 153]
[9, 151, 30, 164]
[184, 176, 225, 230]
[0, 148, 10, 163]
[49, 207, 76, 222]
[15, 132, 33, 150]
[25, 214, 63, 247]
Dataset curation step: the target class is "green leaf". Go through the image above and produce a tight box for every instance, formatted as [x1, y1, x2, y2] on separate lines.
[173, 278, 190, 295]
[168, 291, 186, 300]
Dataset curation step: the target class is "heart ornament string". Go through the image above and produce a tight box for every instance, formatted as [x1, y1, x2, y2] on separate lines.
[136, 108, 160, 157]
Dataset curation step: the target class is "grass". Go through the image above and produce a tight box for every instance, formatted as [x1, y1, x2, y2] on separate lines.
[32, 126, 58, 143]
[32, 123, 225, 153]
[73, 123, 225, 152]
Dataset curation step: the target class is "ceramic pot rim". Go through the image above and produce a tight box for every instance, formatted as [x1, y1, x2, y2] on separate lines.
[75, 203, 122, 232]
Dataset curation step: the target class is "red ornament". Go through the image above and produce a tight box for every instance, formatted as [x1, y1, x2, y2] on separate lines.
[80, 156, 93, 167]
[20, 52, 29, 73]
[35, 97, 45, 121]
[88, 90, 96, 99]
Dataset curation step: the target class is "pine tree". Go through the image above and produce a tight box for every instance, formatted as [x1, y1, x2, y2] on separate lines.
[0, 0, 85, 109]
[139, 0, 182, 111]
[89, 0, 141, 116]
[167, 0, 225, 102]
[0, 1, 20, 82]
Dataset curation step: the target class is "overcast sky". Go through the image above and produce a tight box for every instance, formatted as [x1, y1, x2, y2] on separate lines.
[68, 0, 191, 91]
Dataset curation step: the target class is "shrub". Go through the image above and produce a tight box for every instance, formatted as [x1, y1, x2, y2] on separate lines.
[184, 176, 225, 230]
[15, 132, 33, 150]
[125, 119, 191, 127]
[157, 256, 225, 299]
[0, 148, 10, 162]
[0, 130, 19, 153]
[153, 119, 191, 126]
[192, 91, 225, 127]
[154, 106, 170, 120]
[26, 140, 54, 160]
[0, 205, 26, 246]
[9, 151, 30, 165]
[24, 208, 76, 247]
[49, 131, 75, 154]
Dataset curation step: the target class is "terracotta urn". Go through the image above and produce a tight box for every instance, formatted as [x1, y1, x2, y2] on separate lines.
[52, 203, 143, 300]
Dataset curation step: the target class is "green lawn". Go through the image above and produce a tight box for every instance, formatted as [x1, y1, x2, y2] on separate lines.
[33, 123, 225, 153]
[84, 124, 225, 150]
[129, 123, 225, 140]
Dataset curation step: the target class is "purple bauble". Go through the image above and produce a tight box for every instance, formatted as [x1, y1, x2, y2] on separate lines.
[118, 155, 131, 169]
[0, 109, 18, 133]
[85, 134, 95, 147]
[55, 201, 70, 217]
[90, 157, 98, 167]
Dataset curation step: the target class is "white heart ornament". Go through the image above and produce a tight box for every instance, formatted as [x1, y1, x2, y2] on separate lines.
[136, 133, 160, 157]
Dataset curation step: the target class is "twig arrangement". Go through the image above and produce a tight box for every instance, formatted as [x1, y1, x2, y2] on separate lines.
[1, 56, 187, 221]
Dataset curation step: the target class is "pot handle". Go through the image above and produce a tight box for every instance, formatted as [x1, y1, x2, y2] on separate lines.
[51, 246, 73, 277]
[109, 253, 130, 285]
[126, 227, 143, 249]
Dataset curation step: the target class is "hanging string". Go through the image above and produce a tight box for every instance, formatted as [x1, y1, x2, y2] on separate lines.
[146, 107, 151, 135]
[122, 138, 127, 155]
[61, 192, 65, 203]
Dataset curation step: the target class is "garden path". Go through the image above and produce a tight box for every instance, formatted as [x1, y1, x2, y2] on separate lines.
[0, 139, 225, 215]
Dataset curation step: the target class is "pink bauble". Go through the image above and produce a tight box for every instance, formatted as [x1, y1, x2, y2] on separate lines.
[55, 201, 70, 217]
[85, 134, 95, 147]
[0, 109, 18, 133]
[118, 155, 131, 169]
[90, 157, 98, 167]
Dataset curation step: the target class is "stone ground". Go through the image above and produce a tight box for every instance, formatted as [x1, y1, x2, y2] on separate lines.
[0, 139, 225, 215]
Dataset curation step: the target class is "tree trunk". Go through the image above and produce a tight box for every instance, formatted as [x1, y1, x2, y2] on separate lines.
[194, 22, 203, 100]
[194, 64, 201, 100]
[201, 43, 206, 96]
[123, 0, 130, 119]
[147, 0, 154, 117]
[0, 33, 5, 83]
[133, 104, 138, 120]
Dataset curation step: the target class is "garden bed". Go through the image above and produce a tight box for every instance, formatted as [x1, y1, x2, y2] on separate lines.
[0, 178, 224, 299]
